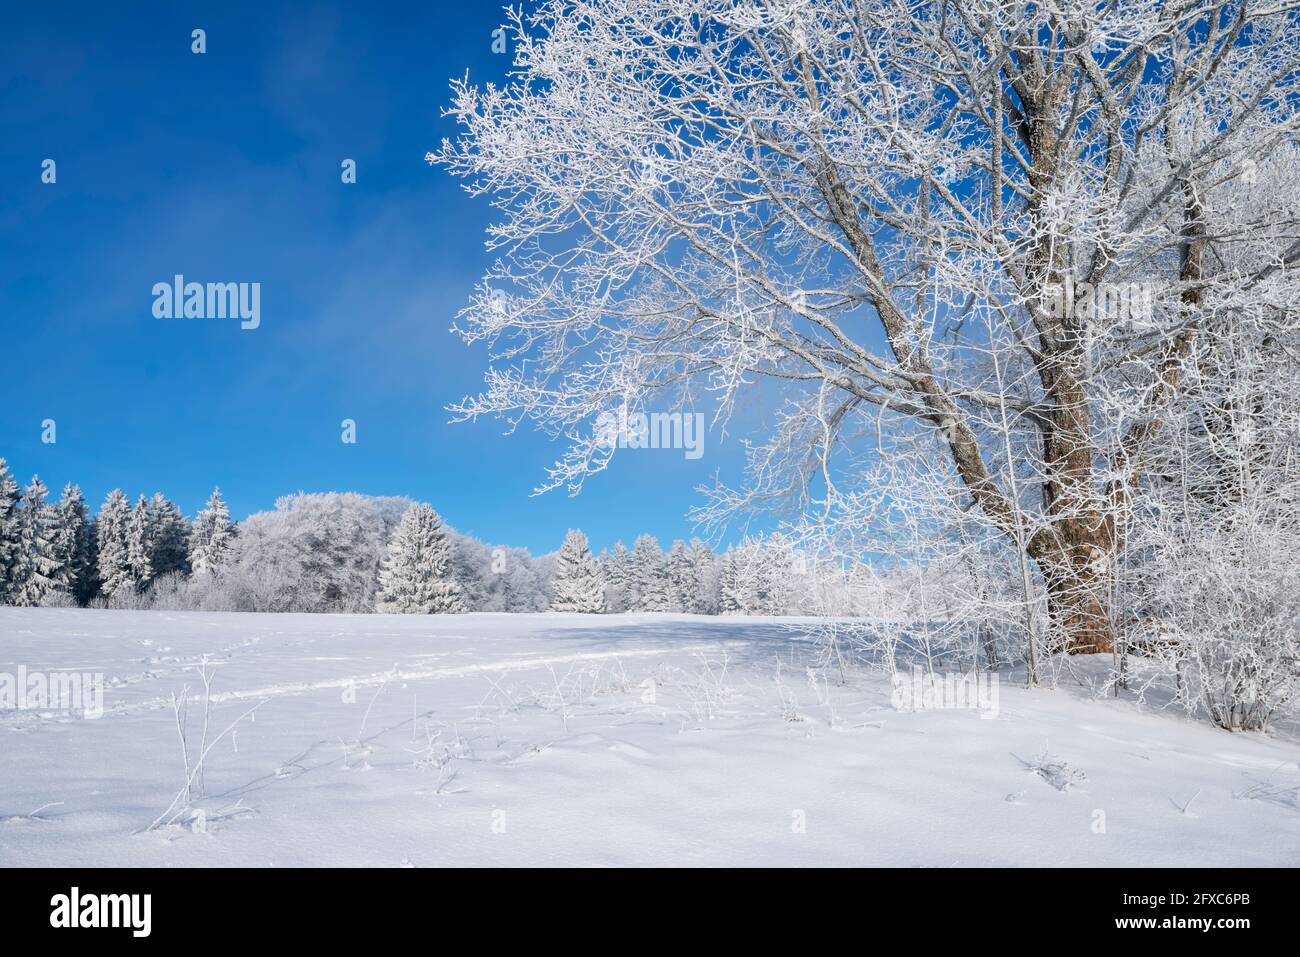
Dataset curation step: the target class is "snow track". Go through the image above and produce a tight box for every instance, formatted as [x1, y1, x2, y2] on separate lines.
[106, 642, 736, 716]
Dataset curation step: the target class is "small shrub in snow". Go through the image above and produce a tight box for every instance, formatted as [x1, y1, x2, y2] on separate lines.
[1020, 747, 1086, 792]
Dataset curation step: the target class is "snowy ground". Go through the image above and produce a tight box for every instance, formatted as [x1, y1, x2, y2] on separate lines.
[1, 607, 1297, 867]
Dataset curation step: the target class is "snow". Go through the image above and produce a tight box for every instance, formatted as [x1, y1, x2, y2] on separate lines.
[1, 607, 1297, 867]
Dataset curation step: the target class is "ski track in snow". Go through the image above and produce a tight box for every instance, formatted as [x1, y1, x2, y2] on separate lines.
[105, 642, 739, 716]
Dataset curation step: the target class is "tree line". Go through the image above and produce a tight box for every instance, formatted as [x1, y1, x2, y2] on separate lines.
[0, 456, 870, 617]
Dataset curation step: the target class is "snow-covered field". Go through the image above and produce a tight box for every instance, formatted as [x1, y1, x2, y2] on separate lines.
[1, 607, 1297, 867]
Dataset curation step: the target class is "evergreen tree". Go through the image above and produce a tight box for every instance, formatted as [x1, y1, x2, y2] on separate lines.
[550, 528, 605, 613]
[375, 503, 465, 614]
[148, 493, 191, 577]
[78, 516, 100, 605]
[0, 459, 21, 603]
[630, 534, 671, 611]
[50, 484, 91, 602]
[96, 489, 133, 598]
[690, 538, 718, 614]
[665, 539, 700, 613]
[761, 532, 798, 615]
[125, 495, 154, 591]
[718, 546, 744, 615]
[601, 540, 633, 613]
[189, 487, 236, 575]
[13, 476, 61, 606]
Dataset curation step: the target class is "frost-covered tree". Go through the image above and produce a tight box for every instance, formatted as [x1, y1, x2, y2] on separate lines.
[760, 533, 804, 616]
[124, 495, 154, 592]
[0, 459, 21, 603]
[492, 546, 549, 612]
[148, 493, 191, 577]
[189, 487, 235, 576]
[665, 539, 698, 613]
[737, 542, 770, 615]
[718, 539, 784, 615]
[436, 0, 1300, 659]
[50, 484, 91, 602]
[550, 528, 605, 613]
[77, 514, 100, 606]
[447, 535, 550, 612]
[96, 489, 132, 598]
[376, 503, 466, 614]
[718, 547, 743, 615]
[601, 540, 634, 613]
[507, 563, 547, 611]
[12, 477, 61, 606]
[629, 534, 671, 611]
[224, 493, 410, 613]
[690, 539, 720, 615]
[1120, 312, 1300, 730]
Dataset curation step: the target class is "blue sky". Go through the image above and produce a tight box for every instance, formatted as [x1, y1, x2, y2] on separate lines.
[0, 1, 757, 555]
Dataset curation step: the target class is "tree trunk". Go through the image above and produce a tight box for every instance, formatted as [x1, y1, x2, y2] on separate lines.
[1038, 533, 1115, 655]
